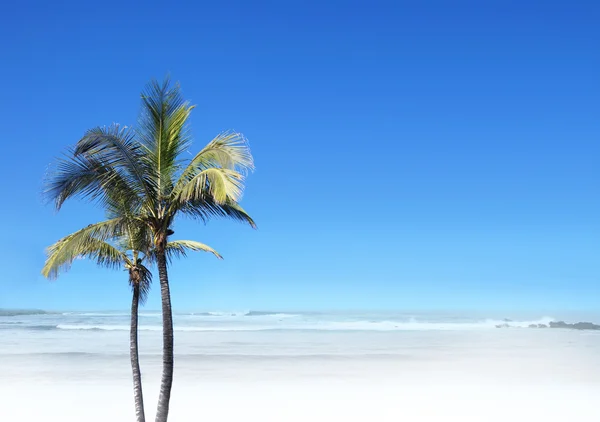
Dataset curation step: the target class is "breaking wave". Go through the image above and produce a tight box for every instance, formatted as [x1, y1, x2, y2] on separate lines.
[52, 316, 558, 332]
[244, 311, 299, 317]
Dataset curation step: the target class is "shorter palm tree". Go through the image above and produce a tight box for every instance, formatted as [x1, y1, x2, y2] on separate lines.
[42, 221, 221, 422]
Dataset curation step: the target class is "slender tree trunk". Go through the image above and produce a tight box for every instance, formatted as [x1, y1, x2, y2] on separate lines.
[155, 249, 174, 422]
[131, 284, 146, 422]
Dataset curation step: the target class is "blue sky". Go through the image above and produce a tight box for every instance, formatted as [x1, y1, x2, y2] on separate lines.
[0, 1, 598, 312]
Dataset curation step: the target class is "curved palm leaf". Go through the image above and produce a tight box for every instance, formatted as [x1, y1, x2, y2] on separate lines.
[44, 146, 141, 213]
[137, 79, 194, 201]
[173, 167, 245, 205]
[42, 226, 129, 280]
[74, 124, 156, 215]
[146, 239, 222, 265]
[179, 198, 256, 228]
[42, 219, 154, 305]
[165, 240, 223, 261]
[173, 131, 254, 190]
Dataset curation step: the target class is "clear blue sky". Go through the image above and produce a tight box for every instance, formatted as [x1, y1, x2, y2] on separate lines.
[0, 0, 598, 312]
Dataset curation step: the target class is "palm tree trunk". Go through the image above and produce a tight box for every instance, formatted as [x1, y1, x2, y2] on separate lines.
[131, 284, 146, 422]
[155, 249, 174, 422]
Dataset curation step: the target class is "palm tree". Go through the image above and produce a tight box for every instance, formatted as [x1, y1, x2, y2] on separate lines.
[41, 220, 222, 422]
[44, 78, 255, 422]
[42, 221, 153, 422]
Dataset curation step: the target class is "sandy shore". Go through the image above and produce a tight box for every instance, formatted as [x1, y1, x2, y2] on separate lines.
[3, 351, 600, 422]
[3, 378, 600, 422]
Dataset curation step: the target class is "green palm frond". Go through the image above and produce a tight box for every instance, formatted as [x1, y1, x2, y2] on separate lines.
[74, 124, 156, 215]
[174, 131, 254, 188]
[166, 240, 223, 260]
[222, 202, 256, 228]
[43, 151, 108, 210]
[170, 131, 253, 214]
[64, 218, 128, 243]
[173, 167, 245, 206]
[179, 198, 256, 228]
[43, 216, 155, 305]
[137, 79, 193, 200]
[42, 223, 129, 280]
[201, 131, 254, 173]
[44, 145, 141, 213]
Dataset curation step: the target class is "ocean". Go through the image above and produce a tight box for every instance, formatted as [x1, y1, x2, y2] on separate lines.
[2, 310, 600, 421]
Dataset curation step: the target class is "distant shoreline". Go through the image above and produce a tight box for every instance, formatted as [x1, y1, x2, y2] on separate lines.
[0, 309, 52, 316]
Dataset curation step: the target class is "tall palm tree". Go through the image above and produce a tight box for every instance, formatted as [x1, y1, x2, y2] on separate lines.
[44, 78, 255, 422]
[41, 221, 222, 422]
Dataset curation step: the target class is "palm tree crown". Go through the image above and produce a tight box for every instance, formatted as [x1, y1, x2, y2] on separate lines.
[44, 79, 255, 242]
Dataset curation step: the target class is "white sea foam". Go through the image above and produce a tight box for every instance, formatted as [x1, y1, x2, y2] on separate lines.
[52, 316, 557, 332]
[56, 324, 159, 331]
[55, 324, 290, 331]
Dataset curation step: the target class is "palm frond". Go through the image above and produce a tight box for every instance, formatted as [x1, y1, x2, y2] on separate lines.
[42, 220, 129, 280]
[161, 240, 223, 265]
[178, 198, 256, 228]
[174, 131, 254, 192]
[44, 147, 141, 213]
[74, 124, 156, 215]
[43, 151, 107, 210]
[137, 78, 193, 201]
[172, 167, 246, 209]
